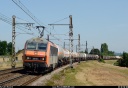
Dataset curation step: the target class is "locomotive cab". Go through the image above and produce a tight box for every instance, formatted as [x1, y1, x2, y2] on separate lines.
[23, 38, 48, 73]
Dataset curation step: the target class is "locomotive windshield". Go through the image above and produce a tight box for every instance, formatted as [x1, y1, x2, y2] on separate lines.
[38, 43, 47, 51]
[26, 42, 37, 50]
[26, 42, 47, 51]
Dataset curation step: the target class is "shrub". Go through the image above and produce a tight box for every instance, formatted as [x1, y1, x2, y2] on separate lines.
[98, 58, 105, 63]
[114, 52, 128, 67]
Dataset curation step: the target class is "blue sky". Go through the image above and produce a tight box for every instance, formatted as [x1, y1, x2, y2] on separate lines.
[0, 0, 128, 53]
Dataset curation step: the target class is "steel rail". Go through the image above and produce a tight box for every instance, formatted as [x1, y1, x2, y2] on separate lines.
[0, 67, 23, 76]
[0, 74, 28, 86]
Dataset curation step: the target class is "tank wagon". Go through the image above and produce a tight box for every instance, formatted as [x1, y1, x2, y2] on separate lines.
[79, 53, 86, 61]
[103, 56, 118, 60]
[72, 52, 79, 62]
[86, 54, 99, 60]
[57, 45, 69, 67]
[63, 48, 70, 64]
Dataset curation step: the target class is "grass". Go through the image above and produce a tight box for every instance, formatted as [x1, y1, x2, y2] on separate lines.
[44, 60, 128, 86]
[45, 67, 78, 86]
[97, 60, 128, 75]
[45, 70, 65, 86]
[63, 68, 81, 86]
[104, 60, 117, 65]
[0, 60, 23, 70]
[45, 62, 91, 86]
[0, 51, 23, 70]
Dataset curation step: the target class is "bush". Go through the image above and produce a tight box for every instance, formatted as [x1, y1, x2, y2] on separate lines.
[98, 58, 105, 63]
[114, 52, 128, 67]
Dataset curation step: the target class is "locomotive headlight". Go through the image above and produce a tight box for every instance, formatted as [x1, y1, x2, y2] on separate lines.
[42, 57, 46, 61]
[26, 57, 30, 60]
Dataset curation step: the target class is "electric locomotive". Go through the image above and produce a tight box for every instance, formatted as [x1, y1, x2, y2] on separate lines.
[22, 37, 58, 73]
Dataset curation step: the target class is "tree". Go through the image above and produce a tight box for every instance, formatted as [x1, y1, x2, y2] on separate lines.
[122, 52, 128, 67]
[115, 52, 128, 67]
[101, 43, 108, 56]
[108, 51, 114, 56]
[0, 41, 7, 55]
[85, 49, 88, 54]
[7, 42, 12, 55]
[90, 48, 100, 55]
[0, 41, 12, 55]
[79, 51, 84, 53]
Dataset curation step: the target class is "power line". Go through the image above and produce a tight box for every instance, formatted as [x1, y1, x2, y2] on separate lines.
[0, 12, 36, 37]
[48, 17, 70, 44]
[12, 0, 70, 43]
[12, 0, 51, 36]
[16, 16, 31, 23]
[49, 16, 69, 34]
[12, 0, 48, 37]
[12, 0, 43, 26]
[50, 17, 69, 24]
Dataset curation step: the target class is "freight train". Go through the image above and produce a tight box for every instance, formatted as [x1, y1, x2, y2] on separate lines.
[22, 37, 99, 73]
[102, 56, 121, 60]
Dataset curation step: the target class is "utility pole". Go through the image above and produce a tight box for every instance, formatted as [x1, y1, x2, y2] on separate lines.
[76, 45, 77, 52]
[64, 42, 65, 49]
[48, 15, 73, 68]
[65, 34, 80, 64]
[63, 42, 69, 50]
[69, 15, 73, 68]
[78, 34, 80, 63]
[74, 34, 80, 52]
[12, 15, 16, 68]
[93, 46, 94, 54]
[47, 34, 49, 41]
[85, 41, 88, 54]
[11, 15, 34, 68]
[78, 34, 80, 51]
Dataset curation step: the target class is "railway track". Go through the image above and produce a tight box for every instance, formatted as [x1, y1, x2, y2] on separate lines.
[0, 71, 47, 86]
[0, 62, 78, 86]
[0, 66, 50, 86]
[0, 74, 28, 86]
[0, 67, 23, 76]
[20, 75, 42, 86]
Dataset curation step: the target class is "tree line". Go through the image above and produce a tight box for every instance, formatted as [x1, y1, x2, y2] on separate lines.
[84, 42, 128, 67]
[84, 43, 115, 63]
[0, 40, 12, 55]
[85, 43, 115, 56]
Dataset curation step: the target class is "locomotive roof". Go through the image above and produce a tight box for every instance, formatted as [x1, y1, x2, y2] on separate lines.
[26, 37, 48, 44]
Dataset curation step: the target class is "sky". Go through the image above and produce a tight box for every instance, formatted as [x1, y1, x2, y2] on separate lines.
[0, 0, 128, 53]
